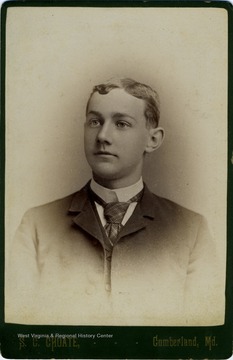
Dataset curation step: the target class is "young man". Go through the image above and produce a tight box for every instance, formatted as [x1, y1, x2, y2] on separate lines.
[6, 78, 224, 326]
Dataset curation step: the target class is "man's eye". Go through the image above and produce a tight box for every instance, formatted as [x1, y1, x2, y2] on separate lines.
[88, 119, 101, 127]
[116, 121, 130, 129]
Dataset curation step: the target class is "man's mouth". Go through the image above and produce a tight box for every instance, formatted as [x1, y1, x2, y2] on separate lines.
[94, 151, 117, 157]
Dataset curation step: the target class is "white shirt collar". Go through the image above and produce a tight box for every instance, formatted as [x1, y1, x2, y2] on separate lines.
[90, 178, 143, 203]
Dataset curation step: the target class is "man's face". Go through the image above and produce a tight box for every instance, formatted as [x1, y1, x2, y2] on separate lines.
[84, 89, 154, 188]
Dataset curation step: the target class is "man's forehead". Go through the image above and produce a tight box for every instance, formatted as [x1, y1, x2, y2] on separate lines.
[87, 88, 146, 115]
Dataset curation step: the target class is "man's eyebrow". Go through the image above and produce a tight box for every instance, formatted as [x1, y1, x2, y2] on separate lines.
[86, 110, 103, 117]
[87, 111, 136, 121]
[112, 112, 136, 121]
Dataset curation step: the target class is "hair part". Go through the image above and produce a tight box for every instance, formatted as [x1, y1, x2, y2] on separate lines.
[86, 78, 160, 128]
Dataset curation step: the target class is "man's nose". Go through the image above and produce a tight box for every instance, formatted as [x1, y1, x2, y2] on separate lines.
[96, 122, 112, 144]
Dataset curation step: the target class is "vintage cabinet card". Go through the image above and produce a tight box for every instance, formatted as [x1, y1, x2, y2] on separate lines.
[1, 0, 232, 358]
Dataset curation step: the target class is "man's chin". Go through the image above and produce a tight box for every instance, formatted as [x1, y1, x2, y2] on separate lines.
[90, 161, 118, 176]
[93, 170, 119, 182]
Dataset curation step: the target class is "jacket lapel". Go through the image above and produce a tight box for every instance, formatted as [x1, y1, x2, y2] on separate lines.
[119, 204, 147, 238]
[68, 183, 104, 243]
[119, 184, 157, 239]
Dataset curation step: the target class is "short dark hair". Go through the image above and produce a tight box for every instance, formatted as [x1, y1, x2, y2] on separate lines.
[86, 78, 160, 128]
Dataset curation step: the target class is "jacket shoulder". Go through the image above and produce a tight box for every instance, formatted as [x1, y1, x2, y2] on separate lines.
[28, 193, 75, 214]
[22, 193, 78, 228]
[149, 191, 204, 222]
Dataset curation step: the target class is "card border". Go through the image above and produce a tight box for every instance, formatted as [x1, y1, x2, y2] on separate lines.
[1, 1, 232, 358]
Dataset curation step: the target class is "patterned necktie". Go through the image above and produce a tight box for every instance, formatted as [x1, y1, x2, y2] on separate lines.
[90, 189, 143, 246]
[104, 202, 130, 245]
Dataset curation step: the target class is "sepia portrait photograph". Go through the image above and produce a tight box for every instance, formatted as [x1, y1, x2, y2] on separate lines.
[4, 4, 227, 332]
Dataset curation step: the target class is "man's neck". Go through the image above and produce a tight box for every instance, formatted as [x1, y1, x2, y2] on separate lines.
[92, 172, 144, 190]
[90, 177, 144, 202]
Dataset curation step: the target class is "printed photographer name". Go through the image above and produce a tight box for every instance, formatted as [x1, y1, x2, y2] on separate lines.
[17, 333, 80, 351]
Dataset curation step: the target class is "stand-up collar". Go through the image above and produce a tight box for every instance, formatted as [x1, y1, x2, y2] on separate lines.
[90, 178, 144, 203]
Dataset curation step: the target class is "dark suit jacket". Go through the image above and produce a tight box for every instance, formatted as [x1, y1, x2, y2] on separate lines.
[5, 183, 224, 326]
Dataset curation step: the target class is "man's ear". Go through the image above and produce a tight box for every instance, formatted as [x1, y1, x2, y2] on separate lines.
[145, 127, 165, 153]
